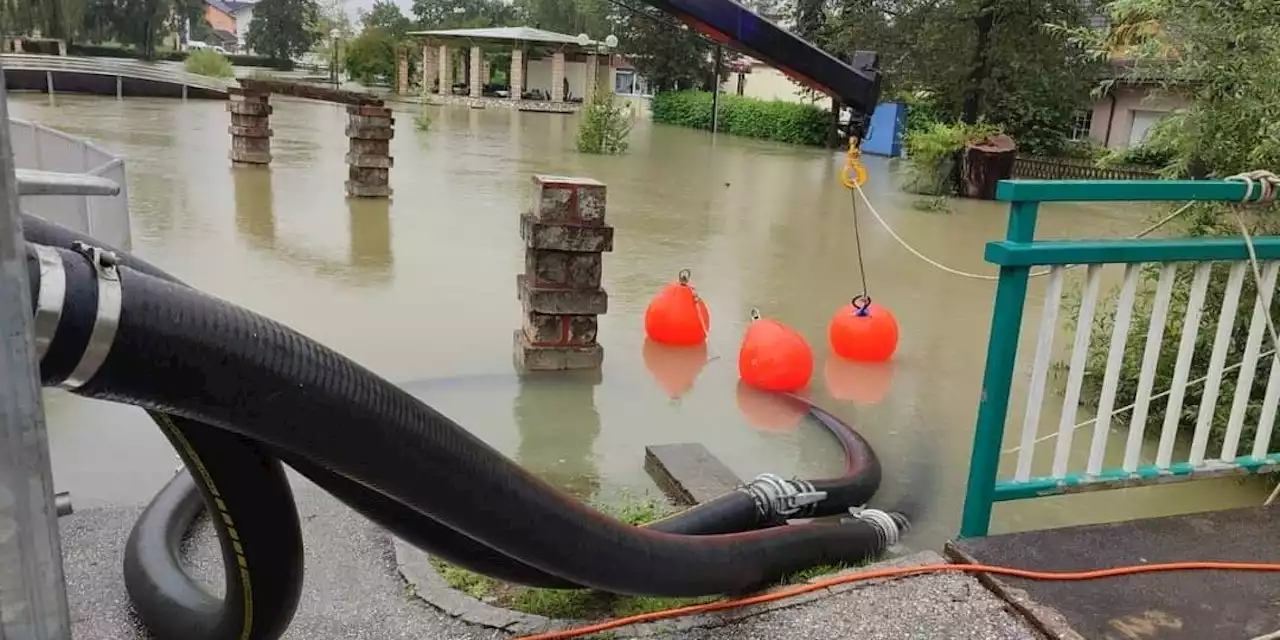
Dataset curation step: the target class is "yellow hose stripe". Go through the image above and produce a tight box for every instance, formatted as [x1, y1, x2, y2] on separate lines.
[155, 414, 255, 640]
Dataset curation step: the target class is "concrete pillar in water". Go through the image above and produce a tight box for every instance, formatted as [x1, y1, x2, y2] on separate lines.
[345, 104, 394, 198]
[395, 49, 409, 94]
[437, 45, 451, 95]
[551, 51, 566, 102]
[514, 175, 612, 371]
[227, 88, 272, 166]
[585, 54, 598, 99]
[469, 46, 482, 98]
[421, 42, 437, 93]
[510, 47, 524, 100]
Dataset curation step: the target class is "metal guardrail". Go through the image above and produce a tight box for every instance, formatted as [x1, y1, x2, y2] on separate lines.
[10, 118, 133, 250]
[0, 53, 232, 96]
[960, 179, 1280, 538]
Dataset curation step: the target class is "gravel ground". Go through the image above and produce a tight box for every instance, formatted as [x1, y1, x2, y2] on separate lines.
[60, 481, 1039, 640]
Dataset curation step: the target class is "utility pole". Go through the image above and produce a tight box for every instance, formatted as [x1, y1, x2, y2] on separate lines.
[0, 61, 73, 640]
[711, 44, 723, 134]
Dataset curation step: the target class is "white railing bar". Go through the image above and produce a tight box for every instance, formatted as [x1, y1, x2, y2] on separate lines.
[1156, 262, 1213, 468]
[1221, 261, 1280, 461]
[1252, 348, 1280, 459]
[1015, 265, 1066, 481]
[15, 168, 119, 196]
[1088, 263, 1142, 474]
[1053, 264, 1103, 477]
[1189, 262, 1248, 465]
[1124, 262, 1178, 471]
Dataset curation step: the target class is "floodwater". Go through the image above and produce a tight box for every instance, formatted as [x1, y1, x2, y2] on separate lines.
[10, 94, 1267, 552]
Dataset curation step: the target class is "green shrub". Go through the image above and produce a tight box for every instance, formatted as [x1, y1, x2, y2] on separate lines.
[902, 121, 1002, 195]
[575, 89, 632, 155]
[650, 90, 829, 146]
[413, 106, 432, 131]
[1058, 139, 1110, 161]
[343, 28, 397, 86]
[184, 49, 235, 78]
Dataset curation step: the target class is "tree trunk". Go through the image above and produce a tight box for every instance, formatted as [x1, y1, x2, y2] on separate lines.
[961, 1, 996, 124]
[960, 134, 1016, 200]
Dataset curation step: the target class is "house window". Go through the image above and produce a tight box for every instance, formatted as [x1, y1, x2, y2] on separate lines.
[1069, 110, 1093, 141]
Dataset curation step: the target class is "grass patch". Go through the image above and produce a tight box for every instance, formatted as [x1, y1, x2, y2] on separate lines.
[184, 49, 234, 79]
[427, 492, 860, 620]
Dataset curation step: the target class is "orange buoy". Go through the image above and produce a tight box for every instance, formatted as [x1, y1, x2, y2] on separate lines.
[643, 339, 708, 399]
[738, 309, 813, 393]
[828, 297, 899, 363]
[735, 381, 806, 432]
[824, 357, 895, 406]
[644, 269, 710, 346]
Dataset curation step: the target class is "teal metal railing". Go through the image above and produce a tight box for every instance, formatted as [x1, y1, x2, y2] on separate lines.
[960, 179, 1280, 538]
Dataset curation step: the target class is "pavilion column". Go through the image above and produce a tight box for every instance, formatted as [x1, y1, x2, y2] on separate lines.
[437, 45, 451, 95]
[421, 41, 437, 93]
[600, 54, 614, 94]
[469, 46, 482, 98]
[551, 50, 566, 102]
[584, 53, 598, 99]
[510, 47, 524, 100]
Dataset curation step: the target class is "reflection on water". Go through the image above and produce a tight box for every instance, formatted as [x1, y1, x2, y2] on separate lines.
[231, 166, 394, 285]
[10, 94, 1268, 551]
[513, 373, 602, 500]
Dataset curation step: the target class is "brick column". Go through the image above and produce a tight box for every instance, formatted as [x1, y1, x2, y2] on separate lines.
[585, 53, 598, 99]
[396, 49, 409, 94]
[228, 87, 271, 166]
[345, 104, 394, 198]
[421, 42, 437, 93]
[469, 46, 482, 98]
[510, 47, 524, 100]
[515, 175, 612, 371]
[551, 51, 566, 102]
[437, 45, 451, 95]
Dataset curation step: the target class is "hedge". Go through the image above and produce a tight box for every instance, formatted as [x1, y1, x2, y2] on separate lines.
[650, 90, 829, 146]
[67, 44, 292, 70]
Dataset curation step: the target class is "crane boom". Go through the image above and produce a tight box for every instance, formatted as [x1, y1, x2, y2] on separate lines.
[639, 0, 883, 139]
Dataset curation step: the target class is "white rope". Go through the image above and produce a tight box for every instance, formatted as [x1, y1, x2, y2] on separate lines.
[850, 182, 1196, 281]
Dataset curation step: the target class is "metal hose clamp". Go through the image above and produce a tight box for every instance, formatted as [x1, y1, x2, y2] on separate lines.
[60, 241, 122, 390]
[31, 244, 66, 361]
[739, 473, 828, 521]
[848, 507, 909, 547]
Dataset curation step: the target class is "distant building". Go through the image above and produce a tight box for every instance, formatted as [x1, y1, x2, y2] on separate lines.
[225, 0, 257, 54]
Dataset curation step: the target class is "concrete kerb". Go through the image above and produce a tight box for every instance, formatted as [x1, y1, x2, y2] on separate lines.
[393, 538, 947, 638]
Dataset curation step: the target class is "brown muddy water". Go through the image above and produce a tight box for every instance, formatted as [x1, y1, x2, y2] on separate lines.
[9, 93, 1266, 552]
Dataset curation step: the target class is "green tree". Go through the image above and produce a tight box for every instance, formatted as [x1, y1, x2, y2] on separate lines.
[1057, 0, 1280, 458]
[617, 6, 715, 93]
[343, 26, 398, 84]
[247, 0, 320, 61]
[410, 0, 515, 29]
[514, 0, 611, 37]
[360, 0, 411, 37]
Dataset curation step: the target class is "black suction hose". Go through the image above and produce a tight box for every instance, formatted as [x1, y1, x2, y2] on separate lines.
[32, 244, 904, 597]
[24, 211, 884, 567]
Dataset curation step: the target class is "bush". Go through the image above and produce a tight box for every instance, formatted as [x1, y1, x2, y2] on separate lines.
[902, 121, 1001, 195]
[575, 89, 632, 155]
[184, 49, 235, 78]
[413, 105, 432, 131]
[650, 90, 829, 146]
[1057, 139, 1110, 162]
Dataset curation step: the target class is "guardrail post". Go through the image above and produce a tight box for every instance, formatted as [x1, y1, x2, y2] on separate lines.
[0, 63, 74, 640]
[959, 199, 1039, 538]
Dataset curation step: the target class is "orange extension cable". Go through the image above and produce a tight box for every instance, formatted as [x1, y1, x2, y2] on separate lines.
[516, 561, 1280, 640]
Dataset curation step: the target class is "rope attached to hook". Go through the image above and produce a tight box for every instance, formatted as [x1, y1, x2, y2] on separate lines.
[842, 140, 872, 310]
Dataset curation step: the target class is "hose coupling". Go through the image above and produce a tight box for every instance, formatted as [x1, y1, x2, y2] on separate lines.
[739, 473, 828, 521]
[848, 507, 910, 547]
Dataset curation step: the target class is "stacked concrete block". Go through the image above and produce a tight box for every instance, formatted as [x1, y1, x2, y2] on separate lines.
[345, 104, 394, 198]
[515, 175, 613, 371]
[228, 87, 272, 166]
